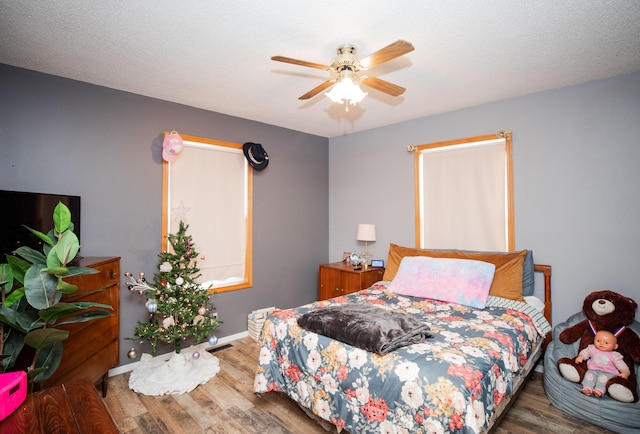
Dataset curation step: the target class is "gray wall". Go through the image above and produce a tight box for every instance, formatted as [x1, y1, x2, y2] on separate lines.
[3, 63, 639, 368]
[0, 64, 329, 365]
[329, 71, 640, 325]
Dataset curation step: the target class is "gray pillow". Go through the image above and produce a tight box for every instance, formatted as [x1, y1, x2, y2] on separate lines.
[522, 250, 534, 296]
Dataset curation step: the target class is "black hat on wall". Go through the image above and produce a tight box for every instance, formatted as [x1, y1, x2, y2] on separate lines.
[243, 142, 269, 171]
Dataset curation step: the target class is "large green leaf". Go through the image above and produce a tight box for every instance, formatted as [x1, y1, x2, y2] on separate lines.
[42, 267, 69, 277]
[27, 367, 47, 381]
[0, 305, 24, 331]
[23, 225, 54, 247]
[24, 328, 69, 349]
[6, 255, 29, 285]
[53, 202, 72, 234]
[38, 302, 81, 322]
[55, 309, 113, 326]
[69, 301, 113, 310]
[0, 328, 26, 371]
[32, 342, 63, 383]
[38, 301, 113, 325]
[0, 304, 44, 332]
[4, 286, 25, 307]
[46, 246, 62, 269]
[13, 246, 46, 266]
[65, 266, 99, 278]
[56, 279, 78, 294]
[33, 301, 113, 326]
[16, 310, 46, 332]
[0, 263, 13, 292]
[54, 231, 80, 265]
[24, 264, 60, 310]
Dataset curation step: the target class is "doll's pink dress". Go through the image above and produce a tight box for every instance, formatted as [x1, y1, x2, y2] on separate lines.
[578, 344, 629, 395]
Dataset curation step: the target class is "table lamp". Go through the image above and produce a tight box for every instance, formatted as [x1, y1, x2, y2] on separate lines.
[356, 224, 376, 264]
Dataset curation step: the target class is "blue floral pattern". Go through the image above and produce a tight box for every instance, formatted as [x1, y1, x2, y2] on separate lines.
[254, 283, 548, 433]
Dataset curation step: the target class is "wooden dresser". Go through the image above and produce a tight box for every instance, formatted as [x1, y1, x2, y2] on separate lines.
[318, 262, 385, 300]
[40, 256, 120, 397]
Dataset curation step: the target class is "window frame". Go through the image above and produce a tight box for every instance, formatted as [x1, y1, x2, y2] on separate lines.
[162, 133, 253, 293]
[412, 131, 514, 251]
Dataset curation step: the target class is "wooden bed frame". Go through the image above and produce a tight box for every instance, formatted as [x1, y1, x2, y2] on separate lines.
[534, 264, 552, 347]
[486, 263, 552, 433]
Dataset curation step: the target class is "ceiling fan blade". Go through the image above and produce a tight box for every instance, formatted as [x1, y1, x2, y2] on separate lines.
[299, 80, 336, 100]
[359, 40, 415, 69]
[271, 56, 330, 71]
[360, 76, 406, 97]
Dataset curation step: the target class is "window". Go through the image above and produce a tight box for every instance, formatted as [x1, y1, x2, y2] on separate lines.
[412, 131, 514, 251]
[162, 133, 252, 292]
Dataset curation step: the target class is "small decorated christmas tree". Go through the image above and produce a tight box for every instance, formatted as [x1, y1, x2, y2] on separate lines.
[127, 221, 220, 355]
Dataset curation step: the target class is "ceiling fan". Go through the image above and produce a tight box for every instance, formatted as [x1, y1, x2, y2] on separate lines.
[271, 39, 414, 105]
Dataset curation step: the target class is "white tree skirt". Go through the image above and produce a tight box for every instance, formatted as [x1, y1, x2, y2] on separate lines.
[129, 349, 220, 395]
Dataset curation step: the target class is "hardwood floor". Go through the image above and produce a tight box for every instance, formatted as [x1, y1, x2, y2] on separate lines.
[103, 337, 613, 434]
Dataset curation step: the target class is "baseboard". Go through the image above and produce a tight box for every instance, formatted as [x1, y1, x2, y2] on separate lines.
[108, 330, 249, 377]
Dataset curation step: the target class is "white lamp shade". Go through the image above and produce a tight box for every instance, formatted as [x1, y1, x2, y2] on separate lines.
[325, 78, 367, 105]
[356, 224, 376, 242]
[325, 70, 367, 106]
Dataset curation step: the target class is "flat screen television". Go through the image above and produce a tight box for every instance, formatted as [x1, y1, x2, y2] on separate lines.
[0, 189, 81, 259]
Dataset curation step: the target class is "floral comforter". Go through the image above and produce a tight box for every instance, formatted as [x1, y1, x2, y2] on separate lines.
[254, 283, 550, 433]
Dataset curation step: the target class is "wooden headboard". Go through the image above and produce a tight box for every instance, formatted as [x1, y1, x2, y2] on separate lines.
[534, 264, 552, 347]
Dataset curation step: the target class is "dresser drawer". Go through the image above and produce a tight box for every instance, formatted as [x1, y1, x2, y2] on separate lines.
[66, 257, 119, 296]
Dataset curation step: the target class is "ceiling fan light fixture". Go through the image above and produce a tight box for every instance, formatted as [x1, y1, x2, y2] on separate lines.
[272, 40, 413, 103]
[324, 71, 368, 106]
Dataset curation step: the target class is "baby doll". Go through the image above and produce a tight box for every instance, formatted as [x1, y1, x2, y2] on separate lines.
[575, 329, 630, 397]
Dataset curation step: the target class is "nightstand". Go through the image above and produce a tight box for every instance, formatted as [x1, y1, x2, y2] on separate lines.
[318, 262, 385, 301]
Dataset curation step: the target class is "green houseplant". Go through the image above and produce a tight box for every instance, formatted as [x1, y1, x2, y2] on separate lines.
[0, 202, 113, 388]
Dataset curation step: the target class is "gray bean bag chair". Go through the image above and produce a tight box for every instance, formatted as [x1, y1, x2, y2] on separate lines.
[544, 311, 640, 433]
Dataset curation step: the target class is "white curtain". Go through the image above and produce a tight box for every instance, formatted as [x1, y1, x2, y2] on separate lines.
[169, 143, 247, 288]
[420, 139, 507, 251]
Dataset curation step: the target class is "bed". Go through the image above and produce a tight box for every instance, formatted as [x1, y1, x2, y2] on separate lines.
[254, 245, 552, 433]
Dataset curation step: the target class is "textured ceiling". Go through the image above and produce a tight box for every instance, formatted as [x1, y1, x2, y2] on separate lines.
[1, 1, 639, 138]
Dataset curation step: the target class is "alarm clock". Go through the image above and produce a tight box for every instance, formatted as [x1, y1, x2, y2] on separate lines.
[370, 259, 385, 268]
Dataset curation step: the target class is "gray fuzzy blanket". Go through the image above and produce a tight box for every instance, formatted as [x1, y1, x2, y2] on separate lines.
[297, 303, 431, 355]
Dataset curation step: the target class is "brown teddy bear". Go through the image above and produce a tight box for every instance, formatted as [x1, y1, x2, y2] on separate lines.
[557, 290, 639, 402]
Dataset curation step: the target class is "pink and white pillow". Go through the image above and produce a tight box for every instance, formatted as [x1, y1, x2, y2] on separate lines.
[387, 256, 496, 308]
